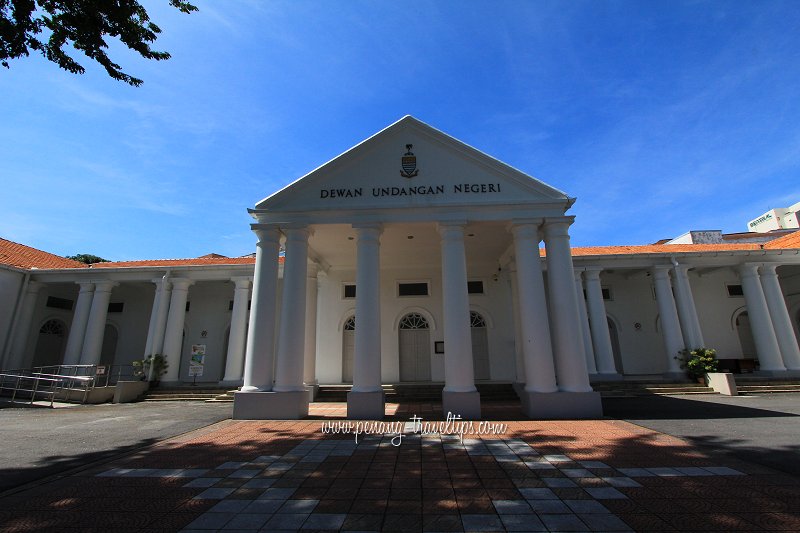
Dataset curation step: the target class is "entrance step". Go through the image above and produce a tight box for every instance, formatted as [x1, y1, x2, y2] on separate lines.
[733, 377, 800, 394]
[315, 383, 519, 403]
[141, 387, 233, 402]
[592, 381, 717, 397]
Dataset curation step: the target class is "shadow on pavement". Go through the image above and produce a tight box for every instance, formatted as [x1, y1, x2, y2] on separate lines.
[0, 438, 161, 494]
[602, 394, 799, 420]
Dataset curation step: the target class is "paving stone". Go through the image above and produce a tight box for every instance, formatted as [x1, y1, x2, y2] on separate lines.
[278, 499, 319, 513]
[602, 477, 642, 488]
[492, 499, 533, 514]
[243, 499, 283, 513]
[585, 487, 628, 500]
[526, 499, 571, 514]
[264, 513, 310, 529]
[461, 513, 505, 532]
[184, 511, 236, 529]
[193, 487, 236, 500]
[301, 512, 346, 529]
[563, 499, 610, 514]
[208, 500, 253, 513]
[539, 513, 588, 532]
[519, 487, 558, 499]
[499, 513, 547, 531]
[221, 512, 271, 529]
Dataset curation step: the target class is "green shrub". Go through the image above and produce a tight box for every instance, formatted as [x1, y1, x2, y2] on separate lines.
[676, 348, 719, 379]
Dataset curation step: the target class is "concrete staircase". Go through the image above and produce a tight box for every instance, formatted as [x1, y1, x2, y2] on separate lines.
[733, 377, 800, 395]
[590, 381, 716, 398]
[140, 387, 234, 402]
[315, 382, 520, 402]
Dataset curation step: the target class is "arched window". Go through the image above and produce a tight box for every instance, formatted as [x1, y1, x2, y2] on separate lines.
[39, 320, 66, 336]
[470, 311, 486, 328]
[399, 313, 429, 330]
[344, 316, 356, 331]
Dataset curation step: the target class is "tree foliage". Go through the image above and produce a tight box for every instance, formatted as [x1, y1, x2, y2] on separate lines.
[0, 0, 197, 86]
[66, 253, 109, 264]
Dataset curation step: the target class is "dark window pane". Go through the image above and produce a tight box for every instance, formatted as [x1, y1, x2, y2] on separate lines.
[344, 284, 356, 298]
[46, 296, 74, 310]
[467, 281, 484, 294]
[727, 284, 744, 296]
[107, 302, 124, 313]
[399, 282, 429, 296]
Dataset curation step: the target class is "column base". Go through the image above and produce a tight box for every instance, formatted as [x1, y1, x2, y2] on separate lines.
[306, 384, 319, 402]
[521, 391, 602, 419]
[347, 390, 385, 419]
[233, 390, 309, 420]
[442, 390, 481, 420]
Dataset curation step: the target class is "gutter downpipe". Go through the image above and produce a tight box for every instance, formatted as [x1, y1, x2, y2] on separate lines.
[1, 269, 31, 370]
[148, 270, 172, 382]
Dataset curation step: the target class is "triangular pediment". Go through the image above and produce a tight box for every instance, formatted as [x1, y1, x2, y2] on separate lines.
[253, 116, 572, 221]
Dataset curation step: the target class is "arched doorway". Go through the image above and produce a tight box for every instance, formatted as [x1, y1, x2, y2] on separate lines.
[608, 317, 623, 373]
[736, 311, 756, 358]
[32, 319, 68, 368]
[470, 311, 490, 380]
[399, 313, 431, 382]
[342, 316, 355, 383]
[99, 324, 118, 368]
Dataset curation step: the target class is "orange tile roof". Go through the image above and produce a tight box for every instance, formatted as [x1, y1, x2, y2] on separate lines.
[90, 257, 259, 268]
[542, 242, 763, 257]
[763, 230, 800, 250]
[0, 238, 87, 270]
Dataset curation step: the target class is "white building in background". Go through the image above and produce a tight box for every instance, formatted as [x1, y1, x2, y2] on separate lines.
[748, 201, 800, 233]
[2, 117, 800, 420]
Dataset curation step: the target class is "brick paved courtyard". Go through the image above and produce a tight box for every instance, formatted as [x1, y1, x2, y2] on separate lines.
[1, 402, 799, 532]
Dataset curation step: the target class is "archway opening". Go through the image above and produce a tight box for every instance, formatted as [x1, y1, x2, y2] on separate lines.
[470, 311, 490, 380]
[342, 316, 355, 383]
[32, 319, 68, 369]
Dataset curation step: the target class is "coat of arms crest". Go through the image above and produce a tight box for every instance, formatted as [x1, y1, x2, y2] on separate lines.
[400, 144, 419, 178]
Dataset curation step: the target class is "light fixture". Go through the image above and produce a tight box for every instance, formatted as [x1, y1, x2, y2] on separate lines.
[407, 235, 414, 239]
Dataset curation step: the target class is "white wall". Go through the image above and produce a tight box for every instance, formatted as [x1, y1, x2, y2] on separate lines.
[0, 268, 25, 368]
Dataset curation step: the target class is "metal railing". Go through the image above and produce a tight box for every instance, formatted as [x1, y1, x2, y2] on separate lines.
[0, 363, 139, 407]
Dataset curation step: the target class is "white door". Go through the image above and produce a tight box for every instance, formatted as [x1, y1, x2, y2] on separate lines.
[342, 316, 355, 382]
[470, 312, 490, 380]
[399, 313, 431, 382]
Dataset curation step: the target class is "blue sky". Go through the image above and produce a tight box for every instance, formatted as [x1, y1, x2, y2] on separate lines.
[2, 0, 799, 261]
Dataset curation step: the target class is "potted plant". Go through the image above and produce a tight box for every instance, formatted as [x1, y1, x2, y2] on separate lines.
[133, 354, 169, 385]
[676, 348, 719, 383]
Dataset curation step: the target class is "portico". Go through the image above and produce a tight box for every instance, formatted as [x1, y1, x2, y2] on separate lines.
[233, 116, 601, 420]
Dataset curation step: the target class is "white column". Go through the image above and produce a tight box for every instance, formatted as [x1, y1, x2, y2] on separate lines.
[438, 222, 476, 393]
[584, 268, 617, 374]
[672, 264, 705, 349]
[7, 281, 43, 369]
[273, 226, 311, 392]
[303, 265, 319, 386]
[142, 281, 161, 358]
[80, 280, 117, 365]
[739, 263, 785, 371]
[352, 224, 382, 393]
[63, 282, 95, 365]
[161, 278, 194, 381]
[760, 265, 800, 370]
[651, 266, 684, 373]
[150, 276, 171, 357]
[222, 277, 252, 383]
[241, 226, 281, 391]
[507, 263, 526, 384]
[511, 223, 557, 393]
[543, 219, 592, 393]
[574, 270, 597, 375]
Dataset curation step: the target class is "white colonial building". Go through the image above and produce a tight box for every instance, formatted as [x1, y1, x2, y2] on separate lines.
[2, 117, 800, 420]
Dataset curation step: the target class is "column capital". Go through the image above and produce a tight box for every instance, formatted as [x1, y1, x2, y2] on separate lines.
[92, 280, 119, 292]
[352, 222, 383, 232]
[251, 224, 282, 243]
[510, 221, 543, 241]
[170, 278, 194, 291]
[437, 221, 467, 239]
[282, 226, 313, 242]
[75, 281, 95, 292]
[542, 216, 575, 237]
[738, 263, 761, 278]
[672, 263, 693, 276]
[584, 267, 603, 281]
[650, 265, 672, 280]
[26, 280, 44, 293]
[230, 277, 253, 290]
[759, 264, 779, 277]
[573, 269, 584, 282]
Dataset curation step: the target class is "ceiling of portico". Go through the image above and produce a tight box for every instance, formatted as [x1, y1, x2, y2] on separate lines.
[308, 221, 513, 271]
